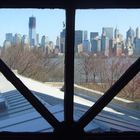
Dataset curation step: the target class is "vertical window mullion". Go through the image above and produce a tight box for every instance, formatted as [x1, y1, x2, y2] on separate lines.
[64, 8, 75, 124]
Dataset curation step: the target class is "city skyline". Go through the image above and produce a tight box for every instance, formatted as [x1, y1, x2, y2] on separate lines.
[1, 9, 140, 46]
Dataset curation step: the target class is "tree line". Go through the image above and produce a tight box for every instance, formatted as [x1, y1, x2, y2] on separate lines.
[76, 54, 140, 101]
[1, 45, 140, 101]
[0, 45, 64, 82]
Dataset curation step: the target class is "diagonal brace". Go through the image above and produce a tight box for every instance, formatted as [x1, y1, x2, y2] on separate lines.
[0, 59, 60, 129]
[77, 57, 140, 129]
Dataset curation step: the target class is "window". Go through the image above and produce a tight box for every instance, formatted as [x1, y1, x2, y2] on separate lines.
[0, 9, 65, 132]
[74, 9, 140, 132]
[0, 0, 140, 140]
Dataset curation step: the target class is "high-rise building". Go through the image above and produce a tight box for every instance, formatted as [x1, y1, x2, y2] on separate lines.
[102, 27, 113, 39]
[126, 27, 135, 45]
[29, 16, 36, 46]
[41, 35, 48, 48]
[101, 35, 109, 56]
[83, 31, 88, 40]
[90, 32, 99, 54]
[126, 27, 135, 55]
[91, 37, 100, 54]
[60, 29, 65, 53]
[136, 27, 140, 39]
[22, 35, 29, 50]
[36, 33, 39, 46]
[90, 32, 98, 42]
[5, 33, 13, 44]
[75, 30, 83, 52]
[134, 38, 140, 56]
[77, 44, 83, 53]
[14, 33, 22, 46]
[102, 27, 113, 56]
[82, 40, 90, 52]
[114, 27, 119, 39]
[56, 36, 60, 49]
[3, 40, 12, 49]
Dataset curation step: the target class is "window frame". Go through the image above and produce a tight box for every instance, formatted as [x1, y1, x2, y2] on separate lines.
[0, 0, 140, 139]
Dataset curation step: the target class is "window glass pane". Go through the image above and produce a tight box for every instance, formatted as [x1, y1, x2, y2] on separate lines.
[0, 9, 65, 132]
[74, 9, 140, 132]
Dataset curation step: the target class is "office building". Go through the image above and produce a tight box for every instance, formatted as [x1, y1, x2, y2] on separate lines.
[41, 36, 49, 48]
[134, 38, 140, 56]
[136, 27, 140, 39]
[75, 30, 83, 52]
[29, 16, 36, 46]
[125, 27, 135, 55]
[102, 27, 113, 55]
[101, 35, 109, 56]
[91, 37, 101, 54]
[60, 29, 65, 53]
[90, 32, 98, 42]
[56, 36, 60, 49]
[3, 40, 12, 49]
[77, 44, 83, 53]
[14, 33, 22, 46]
[5, 33, 13, 45]
[36, 33, 39, 46]
[126, 27, 135, 45]
[83, 30, 88, 40]
[114, 27, 119, 39]
[82, 39, 90, 52]
[22, 35, 30, 50]
[102, 27, 113, 39]
[47, 41, 54, 54]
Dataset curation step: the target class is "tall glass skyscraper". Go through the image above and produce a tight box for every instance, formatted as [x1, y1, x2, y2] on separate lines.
[75, 30, 83, 52]
[29, 16, 36, 46]
[102, 27, 113, 39]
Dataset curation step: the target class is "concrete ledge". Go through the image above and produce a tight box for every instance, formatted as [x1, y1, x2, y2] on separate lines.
[74, 84, 140, 110]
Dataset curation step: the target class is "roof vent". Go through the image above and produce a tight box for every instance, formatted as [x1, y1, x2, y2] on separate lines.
[0, 95, 8, 112]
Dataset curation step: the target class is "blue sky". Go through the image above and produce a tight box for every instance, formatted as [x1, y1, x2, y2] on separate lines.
[0, 9, 140, 46]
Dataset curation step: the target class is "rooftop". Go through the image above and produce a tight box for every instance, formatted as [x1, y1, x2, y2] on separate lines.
[0, 72, 140, 132]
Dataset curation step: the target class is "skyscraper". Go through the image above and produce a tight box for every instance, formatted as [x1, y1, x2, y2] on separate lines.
[102, 27, 113, 39]
[90, 32, 99, 53]
[126, 27, 135, 55]
[83, 31, 88, 40]
[134, 27, 140, 56]
[36, 33, 39, 46]
[102, 27, 113, 56]
[90, 32, 98, 42]
[126, 27, 135, 44]
[56, 36, 60, 49]
[101, 35, 109, 56]
[29, 16, 36, 46]
[14, 33, 22, 46]
[75, 30, 83, 52]
[60, 29, 65, 53]
[22, 35, 30, 50]
[82, 40, 90, 52]
[114, 27, 119, 39]
[136, 27, 140, 39]
[41, 35, 48, 48]
[91, 38, 100, 53]
[5, 33, 13, 44]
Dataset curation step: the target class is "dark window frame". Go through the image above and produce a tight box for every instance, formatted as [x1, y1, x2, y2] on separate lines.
[0, 0, 140, 139]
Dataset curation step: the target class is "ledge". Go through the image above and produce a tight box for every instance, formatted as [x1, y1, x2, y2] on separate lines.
[74, 84, 140, 110]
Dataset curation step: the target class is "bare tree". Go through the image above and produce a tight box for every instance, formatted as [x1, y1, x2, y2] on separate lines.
[1, 44, 64, 82]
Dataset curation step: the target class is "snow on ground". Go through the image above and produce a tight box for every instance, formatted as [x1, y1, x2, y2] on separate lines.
[0, 72, 138, 117]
